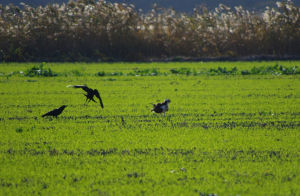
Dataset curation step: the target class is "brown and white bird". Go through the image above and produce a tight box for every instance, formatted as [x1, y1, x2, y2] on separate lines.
[67, 85, 104, 108]
[151, 99, 171, 116]
[41, 105, 67, 118]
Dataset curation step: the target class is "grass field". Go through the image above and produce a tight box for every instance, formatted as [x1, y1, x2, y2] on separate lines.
[1, 61, 300, 195]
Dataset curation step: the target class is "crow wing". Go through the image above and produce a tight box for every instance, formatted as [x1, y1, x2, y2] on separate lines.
[41, 106, 66, 117]
[72, 85, 91, 93]
[42, 108, 61, 117]
[94, 89, 104, 108]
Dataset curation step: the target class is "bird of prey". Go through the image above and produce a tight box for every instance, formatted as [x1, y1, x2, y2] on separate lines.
[151, 99, 171, 116]
[67, 85, 104, 108]
[41, 105, 67, 118]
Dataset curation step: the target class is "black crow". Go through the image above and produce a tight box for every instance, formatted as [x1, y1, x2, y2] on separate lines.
[151, 99, 171, 116]
[41, 105, 67, 118]
[67, 85, 104, 108]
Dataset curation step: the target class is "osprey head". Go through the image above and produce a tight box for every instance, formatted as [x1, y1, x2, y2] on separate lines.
[164, 99, 171, 103]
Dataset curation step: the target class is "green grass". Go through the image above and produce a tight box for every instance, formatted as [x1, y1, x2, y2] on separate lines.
[1, 62, 300, 195]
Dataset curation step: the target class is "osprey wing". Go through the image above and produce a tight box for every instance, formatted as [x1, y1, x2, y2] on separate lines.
[151, 103, 163, 113]
[94, 89, 104, 108]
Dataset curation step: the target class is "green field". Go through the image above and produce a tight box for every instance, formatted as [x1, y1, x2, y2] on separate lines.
[1, 62, 300, 195]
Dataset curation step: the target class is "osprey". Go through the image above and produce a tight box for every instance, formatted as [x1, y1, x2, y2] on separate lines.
[41, 105, 67, 118]
[67, 85, 104, 108]
[151, 99, 171, 116]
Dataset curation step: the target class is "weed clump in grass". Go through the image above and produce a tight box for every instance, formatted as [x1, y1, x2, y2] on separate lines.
[15, 127, 23, 133]
[208, 67, 238, 75]
[96, 71, 123, 77]
[70, 69, 84, 76]
[25, 62, 57, 77]
[49, 148, 58, 156]
[241, 64, 299, 75]
[171, 67, 238, 75]
[96, 71, 106, 77]
[127, 68, 160, 76]
[170, 68, 191, 75]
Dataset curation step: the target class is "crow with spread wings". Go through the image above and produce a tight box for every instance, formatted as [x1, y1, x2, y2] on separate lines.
[67, 85, 104, 108]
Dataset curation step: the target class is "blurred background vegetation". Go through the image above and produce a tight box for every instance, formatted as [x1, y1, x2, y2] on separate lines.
[3, 0, 300, 12]
[1, 0, 300, 62]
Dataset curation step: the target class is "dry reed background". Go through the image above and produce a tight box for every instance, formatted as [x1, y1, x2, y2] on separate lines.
[0, 0, 299, 62]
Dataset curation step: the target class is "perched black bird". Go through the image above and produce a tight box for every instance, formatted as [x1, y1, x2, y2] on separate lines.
[151, 99, 171, 116]
[41, 105, 67, 118]
[67, 85, 104, 108]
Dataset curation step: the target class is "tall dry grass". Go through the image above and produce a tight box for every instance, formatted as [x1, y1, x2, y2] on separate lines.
[0, 0, 299, 62]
